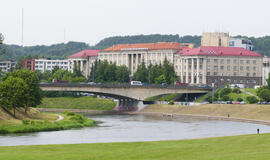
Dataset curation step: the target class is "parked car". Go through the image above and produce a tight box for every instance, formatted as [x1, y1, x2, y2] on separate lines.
[130, 81, 143, 86]
[240, 101, 246, 104]
[87, 82, 96, 85]
[233, 101, 240, 104]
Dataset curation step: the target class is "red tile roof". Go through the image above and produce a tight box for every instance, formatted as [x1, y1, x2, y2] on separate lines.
[176, 46, 262, 57]
[68, 50, 100, 58]
[103, 42, 187, 51]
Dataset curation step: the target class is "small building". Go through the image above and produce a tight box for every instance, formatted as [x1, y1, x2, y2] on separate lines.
[35, 59, 70, 73]
[229, 38, 253, 51]
[0, 60, 16, 72]
[201, 32, 230, 47]
[22, 59, 35, 71]
[262, 56, 270, 86]
[68, 50, 100, 78]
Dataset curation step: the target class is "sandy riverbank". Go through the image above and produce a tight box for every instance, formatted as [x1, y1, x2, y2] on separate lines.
[133, 104, 270, 125]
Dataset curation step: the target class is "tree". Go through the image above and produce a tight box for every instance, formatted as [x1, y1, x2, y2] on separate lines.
[246, 96, 259, 104]
[52, 66, 60, 75]
[258, 89, 270, 102]
[0, 77, 29, 117]
[104, 63, 117, 82]
[116, 65, 130, 83]
[2, 69, 42, 113]
[155, 74, 166, 84]
[0, 33, 6, 55]
[162, 58, 175, 84]
[133, 61, 148, 82]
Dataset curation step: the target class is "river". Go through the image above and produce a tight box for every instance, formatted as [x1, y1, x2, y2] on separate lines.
[1, 114, 270, 146]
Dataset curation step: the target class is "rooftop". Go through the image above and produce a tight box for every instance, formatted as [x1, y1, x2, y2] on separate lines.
[103, 42, 190, 51]
[177, 46, 262, 57]
[68, 50, 100, 58]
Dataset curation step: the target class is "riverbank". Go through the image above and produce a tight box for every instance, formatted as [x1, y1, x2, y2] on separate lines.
[0, 133, 269, 160]
[136, 104, 270, 125]
[0, 108, 96, 134]
[37, 108, 118, 115]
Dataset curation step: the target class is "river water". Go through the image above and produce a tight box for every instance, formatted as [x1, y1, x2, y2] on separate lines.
[1, 114, 270, 146]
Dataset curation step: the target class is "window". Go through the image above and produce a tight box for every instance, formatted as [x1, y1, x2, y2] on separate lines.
[240, 66, 243, 71]
[220, 66, 224, 70]
[214, 59, 218, 63]
[207, 72, 210, 76]
[233, 66, 237, 71]
[214, 72, 217, 76]
[227, 59, 230, 64]
[246, 73, 250, 77]
[227, 73, 230, 76]
[234, 80, 237, 83]
[240, 80, 243, 83]
[253, 60, 256, 64]
[253, 66, 256, 71]
[214, 66, 217, 70]
[227, 66, 230, 71]
[220, 59, 224, 64]
[246, 66, 250, 71]
[240, 72, 243, 76]
[207, 65, 210, 70]
[233, 72, 237, 76]
[240, 60, 243, 64]
[233, 59, 237, 64]
[207, 59, 210, 63]
[246, 60, 250, 64]
[253, 73, 256, 77]
[227, 79, 231, 82]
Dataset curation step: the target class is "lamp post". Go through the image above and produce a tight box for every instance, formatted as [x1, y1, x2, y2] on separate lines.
[212, 83, 215, 103]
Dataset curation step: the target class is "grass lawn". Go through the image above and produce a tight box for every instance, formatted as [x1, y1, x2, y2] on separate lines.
[1, 134, 270, 160]
[227, 91, 251, 101]
[244, 88, 257, 96]
[38, 96, 117, 110]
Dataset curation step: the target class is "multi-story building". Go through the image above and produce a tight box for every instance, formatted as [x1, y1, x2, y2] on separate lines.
[23, 59, 35, 71]
[68, 50, 100, 78]
[0, 60, 16, 72]
[201, 32, 230, 47]
[98, 42, 192, 75]
[229, 38, 253, 51]
[262, 56, 270, 86]
[174, 46, 263, 87]
[34, 59, 70, 73]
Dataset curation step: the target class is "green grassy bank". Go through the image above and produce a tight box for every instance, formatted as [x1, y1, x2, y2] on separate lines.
[38, 96, 117, 110]
[145, 93, 179, 101]
[0, 110, 95, 134]
[0, 134, 269, 160]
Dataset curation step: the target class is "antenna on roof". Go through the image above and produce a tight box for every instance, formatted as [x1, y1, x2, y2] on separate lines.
[21, 8, 24, 47]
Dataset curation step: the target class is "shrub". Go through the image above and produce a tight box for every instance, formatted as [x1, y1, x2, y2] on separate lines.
[232, 88, 241, 93]
[237, 97, 243, 102]
[258, 89, 270, 102]
[219, 88, 232, 97]
[168, 100, 174, 105]
[246, 96, 259, 104]
[64, 111, 76, 116]
[221, 95, 232, 101]
[22, 120, 30, 125]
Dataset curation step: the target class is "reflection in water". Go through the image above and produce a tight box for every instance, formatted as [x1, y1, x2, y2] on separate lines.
[1, 114, 270, 146]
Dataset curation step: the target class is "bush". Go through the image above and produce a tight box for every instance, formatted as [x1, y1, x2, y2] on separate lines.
[258, 89, 270, 102]
[237, 97, 243, 102]
[246, 96, 259, 104]
[232, 88, 241, 94]
[22, 120, 30, 125]
[168, 100, 174, 105]
[221, 95, 232, 101]
[219, 88, 232, 97]
[64, 111, 76, 116]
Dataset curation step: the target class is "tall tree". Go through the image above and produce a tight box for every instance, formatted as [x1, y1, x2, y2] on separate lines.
[133, 61, 148, 82]
[116, 65, 130, 83]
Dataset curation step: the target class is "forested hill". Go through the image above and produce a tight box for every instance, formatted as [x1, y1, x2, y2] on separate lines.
[1, 34, 270, 60]
[93, 34, 202, 49]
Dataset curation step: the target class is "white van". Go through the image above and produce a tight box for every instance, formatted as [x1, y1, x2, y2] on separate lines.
[130, 81, 143, 86]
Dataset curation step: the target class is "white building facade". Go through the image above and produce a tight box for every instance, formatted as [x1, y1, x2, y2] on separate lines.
[229, 38, 254, 51]
[98, 42, 192, 75]
[0, 60, 16, 72]
[34, 59, 70, 72]
[262, 56, 270, 86]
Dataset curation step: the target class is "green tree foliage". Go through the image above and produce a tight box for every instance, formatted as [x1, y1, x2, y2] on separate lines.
[0, 76, 29, 117]
[162, 58, 175, 84]
[91, 60, 129, 83]
[134, 61, 148, 83]
[0, 33, 5, 55]
[258, 89, 270, 102]
[218, 88, 232, 98]
[116, 66, 130, 83]
[246, 96, 259, 104]
[155, 75, 167, 84]
[2, 69, 42, 113]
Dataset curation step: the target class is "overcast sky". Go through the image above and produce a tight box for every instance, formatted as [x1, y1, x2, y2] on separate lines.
[0, 0, 269, 46]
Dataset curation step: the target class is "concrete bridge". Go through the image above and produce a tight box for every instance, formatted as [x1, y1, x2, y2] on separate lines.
[40, 83, 210, 111]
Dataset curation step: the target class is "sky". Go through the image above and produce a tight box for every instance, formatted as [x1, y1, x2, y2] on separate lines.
[0, 0, 269, 46]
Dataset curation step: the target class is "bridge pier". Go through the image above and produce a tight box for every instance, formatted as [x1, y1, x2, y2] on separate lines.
[115, 99, 147, 112]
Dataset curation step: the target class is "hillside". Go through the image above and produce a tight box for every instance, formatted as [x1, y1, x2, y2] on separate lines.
[1, 34, 270, 60]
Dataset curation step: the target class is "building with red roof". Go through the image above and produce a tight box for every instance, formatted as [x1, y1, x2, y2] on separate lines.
[174, 46, 263, 87]
[99, 42, 193, 75]
[68, 50, 100, 78]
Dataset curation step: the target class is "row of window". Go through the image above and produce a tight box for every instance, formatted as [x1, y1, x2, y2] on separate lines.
[209, 79, 257, 84]
[207, 59, 256, 65]
[36, 62, 68, 65]
[207, 72, 257, 77]
[211, 66, 257, 71]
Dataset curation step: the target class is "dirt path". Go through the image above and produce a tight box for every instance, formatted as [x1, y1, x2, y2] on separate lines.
[55, 115, 64, 122]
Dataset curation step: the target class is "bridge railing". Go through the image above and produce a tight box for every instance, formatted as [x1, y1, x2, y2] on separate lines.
[39, 83, 212, 91]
